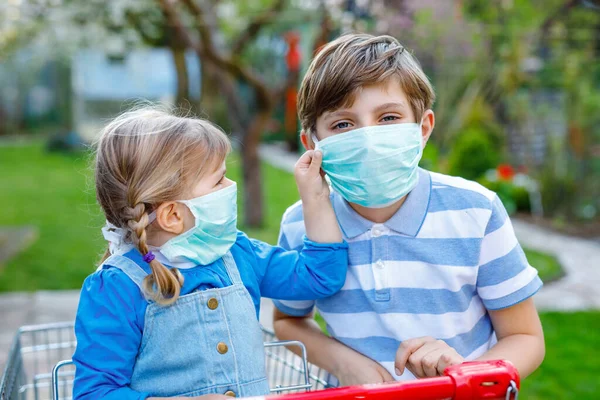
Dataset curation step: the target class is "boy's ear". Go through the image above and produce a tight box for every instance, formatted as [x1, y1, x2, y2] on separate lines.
[300, 130, 315, 150]
[154, 202, 186, 235]
[420, 110, 435, 147]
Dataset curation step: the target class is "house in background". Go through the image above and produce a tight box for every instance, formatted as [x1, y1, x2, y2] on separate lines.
[0, 47, 200, 141]
[72, 48, 200, 141]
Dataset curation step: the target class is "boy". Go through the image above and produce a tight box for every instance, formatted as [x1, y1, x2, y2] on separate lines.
[272, 33, 545, 384]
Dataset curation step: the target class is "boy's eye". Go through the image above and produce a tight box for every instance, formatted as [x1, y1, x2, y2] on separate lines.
[333, 121, 352, 130]
[381, 115, 400, 122]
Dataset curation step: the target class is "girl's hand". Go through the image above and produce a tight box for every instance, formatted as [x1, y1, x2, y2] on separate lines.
[294, 150, 342, 243]
[294, 150, 329, 205]
[395, 337, 464, 378]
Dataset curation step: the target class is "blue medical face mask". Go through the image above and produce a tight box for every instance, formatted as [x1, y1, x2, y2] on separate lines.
[313, 123, 423, 208]
[155, 182, 238, 266]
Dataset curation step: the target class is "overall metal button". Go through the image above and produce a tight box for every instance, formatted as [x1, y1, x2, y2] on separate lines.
[217, 342, 228, 354]
[207, 298, 219, 310]
[224, 391, 236, 397]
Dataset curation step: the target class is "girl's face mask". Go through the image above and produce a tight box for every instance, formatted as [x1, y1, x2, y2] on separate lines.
[154, 183, 238, 265]
[313, 122, 423, 208]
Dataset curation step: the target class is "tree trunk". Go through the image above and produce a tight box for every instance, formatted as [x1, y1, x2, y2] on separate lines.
[56, 61, 73, 131]
[0, 105, 6, 136]
[211, 70, 249, 139]
[241, 106, 273, 227]
[241, 140, 263, 227]
[200, 59, 219, 109]
[171, 46, 190, 109]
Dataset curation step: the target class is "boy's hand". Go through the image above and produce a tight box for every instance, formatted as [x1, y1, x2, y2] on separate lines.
[294, 150, 329, 205]
[395, 337, 464, 378]
[335, 351, 395, 386]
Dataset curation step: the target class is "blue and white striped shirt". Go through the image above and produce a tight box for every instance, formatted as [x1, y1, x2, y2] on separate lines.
[273, 168, 542, 381]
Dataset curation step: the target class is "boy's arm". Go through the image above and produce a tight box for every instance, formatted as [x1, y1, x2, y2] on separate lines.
[394, 299, 544, 379]
[474, 195, 545, 377]
[396, 195, 544, 379]
[475, 298, 545, 377]
[271, 174, 388, 386]
[273, 308, 394, 386]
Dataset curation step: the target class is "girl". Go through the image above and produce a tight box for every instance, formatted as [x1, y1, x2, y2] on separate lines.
[72, 107, 348, 400]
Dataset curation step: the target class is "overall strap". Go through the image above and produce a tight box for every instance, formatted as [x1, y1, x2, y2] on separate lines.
[100, 254, 149, 295]
[221, 251, 242, 285]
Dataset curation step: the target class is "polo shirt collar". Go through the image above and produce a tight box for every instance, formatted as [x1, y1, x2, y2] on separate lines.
[332, 168, 431, 238]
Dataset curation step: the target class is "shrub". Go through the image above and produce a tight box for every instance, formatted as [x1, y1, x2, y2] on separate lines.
[448, 127, 499, 181]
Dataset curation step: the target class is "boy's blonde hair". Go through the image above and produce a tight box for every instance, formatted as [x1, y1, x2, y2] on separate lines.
[298, 33, 436, 134]
[95, 106, 230, 305]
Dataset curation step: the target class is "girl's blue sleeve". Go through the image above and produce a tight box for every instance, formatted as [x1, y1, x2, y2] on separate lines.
[243, 232, 348, 300]
[72, 268, 149, 400]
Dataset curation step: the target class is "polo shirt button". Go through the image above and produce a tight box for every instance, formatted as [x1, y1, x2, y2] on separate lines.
[376, 260, 385, 269]
[372, 228, 382, 237]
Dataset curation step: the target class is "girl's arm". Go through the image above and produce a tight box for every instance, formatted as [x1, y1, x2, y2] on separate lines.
[73, 270, 149, 400]
[246, 232, 348, 300]
[246, 150, 348, 300]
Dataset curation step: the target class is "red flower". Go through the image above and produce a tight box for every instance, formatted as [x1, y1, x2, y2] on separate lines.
[497, 164, 515, 181]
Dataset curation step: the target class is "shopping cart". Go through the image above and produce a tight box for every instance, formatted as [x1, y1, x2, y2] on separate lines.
[1, 321, 519, 400]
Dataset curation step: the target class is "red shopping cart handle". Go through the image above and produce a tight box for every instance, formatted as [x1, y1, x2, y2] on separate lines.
[261, 360, 519, 400]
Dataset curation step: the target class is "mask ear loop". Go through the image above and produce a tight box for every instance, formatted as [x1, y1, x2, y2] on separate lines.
[311, 134, 320, 150]
[418, 118, 426, 155]
[147, 211, 157, 224]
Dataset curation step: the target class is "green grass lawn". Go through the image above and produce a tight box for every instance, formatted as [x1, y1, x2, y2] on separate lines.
[520, 312, 600, 399]
[524, 247, 564, 283]
[0, 143, 597, 399]
[0, 143, 105, 291]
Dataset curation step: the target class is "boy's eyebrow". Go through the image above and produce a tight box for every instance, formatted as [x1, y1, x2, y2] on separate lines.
[372, 102, 407, 113]
[322, 109, 356, 120]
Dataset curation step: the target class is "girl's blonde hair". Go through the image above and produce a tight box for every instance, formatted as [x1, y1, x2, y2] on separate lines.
[95, 106, 231, 305]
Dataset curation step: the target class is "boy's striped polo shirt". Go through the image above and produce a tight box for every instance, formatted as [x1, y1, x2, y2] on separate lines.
[273, 168, 542, 381]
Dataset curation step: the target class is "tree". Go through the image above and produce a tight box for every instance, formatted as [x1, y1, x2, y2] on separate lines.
[124, 6, 195, 109]
[158, 0, 292, 227]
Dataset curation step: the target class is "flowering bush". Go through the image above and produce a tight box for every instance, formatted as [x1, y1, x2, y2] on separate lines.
[479, 165, 540, 216]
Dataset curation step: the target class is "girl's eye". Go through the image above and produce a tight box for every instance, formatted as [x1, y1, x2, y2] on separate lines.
[381, 115, 400, 122]
[333, 121, 351, 130]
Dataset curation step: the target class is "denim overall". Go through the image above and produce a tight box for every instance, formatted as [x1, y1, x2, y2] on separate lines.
[100, 252, 270, 398]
